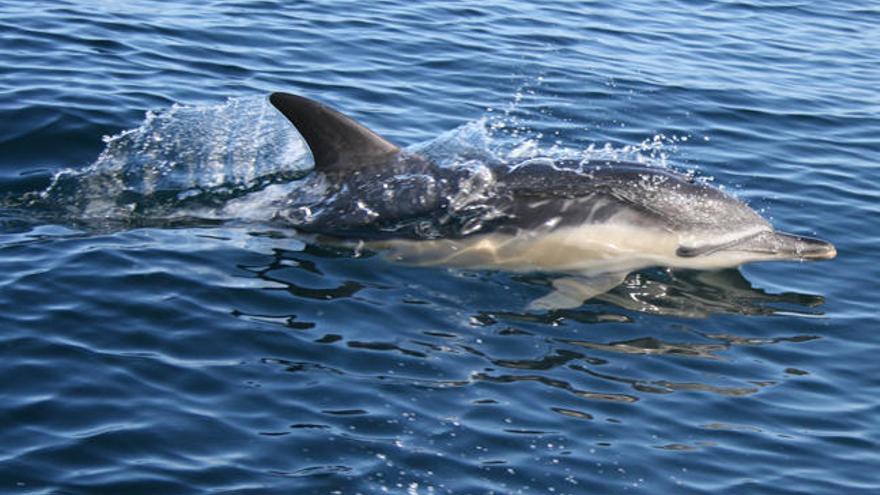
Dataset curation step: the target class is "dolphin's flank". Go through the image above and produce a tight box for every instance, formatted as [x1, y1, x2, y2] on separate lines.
[268, 91, 836, 310]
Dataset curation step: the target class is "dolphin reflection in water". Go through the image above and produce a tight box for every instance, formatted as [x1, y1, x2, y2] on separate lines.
[266, 92, 836, 310]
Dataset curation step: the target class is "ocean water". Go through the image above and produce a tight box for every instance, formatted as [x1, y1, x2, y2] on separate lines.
[1, 1, 878, 493]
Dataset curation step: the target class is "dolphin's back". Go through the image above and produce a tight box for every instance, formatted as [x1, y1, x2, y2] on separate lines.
[496, 161, 770, 240]
[496, 162, 673, 233]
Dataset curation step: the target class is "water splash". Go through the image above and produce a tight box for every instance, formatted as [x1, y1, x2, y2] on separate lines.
[25, 96, 309, 221]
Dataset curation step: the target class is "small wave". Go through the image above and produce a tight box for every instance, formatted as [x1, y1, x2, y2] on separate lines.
[16, 96, 309, 222]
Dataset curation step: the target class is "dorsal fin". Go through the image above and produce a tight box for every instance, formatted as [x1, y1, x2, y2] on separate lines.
[269, 92, 399, 172]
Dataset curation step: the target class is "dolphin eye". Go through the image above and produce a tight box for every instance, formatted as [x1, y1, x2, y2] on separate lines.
[676, 245, 705, 257]
[676, 240, 737, 257]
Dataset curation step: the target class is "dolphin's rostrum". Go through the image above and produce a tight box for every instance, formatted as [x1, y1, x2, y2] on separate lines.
[268, 92, 836, 309]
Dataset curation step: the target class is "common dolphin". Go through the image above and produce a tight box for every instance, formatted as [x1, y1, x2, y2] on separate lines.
[268, 92, 836, 309]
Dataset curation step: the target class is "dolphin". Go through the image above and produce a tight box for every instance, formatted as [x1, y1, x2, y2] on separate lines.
[267, 92, 836, 310]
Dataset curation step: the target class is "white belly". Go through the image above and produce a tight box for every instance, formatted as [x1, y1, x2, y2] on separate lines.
[372, 224, 682, 275]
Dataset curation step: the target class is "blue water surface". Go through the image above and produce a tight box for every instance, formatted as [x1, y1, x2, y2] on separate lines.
[1, 1, 878, 493]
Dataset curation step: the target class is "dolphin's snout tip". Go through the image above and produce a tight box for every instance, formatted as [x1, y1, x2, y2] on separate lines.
[806, 241, 836, 260]
[775, 232, 836, 261]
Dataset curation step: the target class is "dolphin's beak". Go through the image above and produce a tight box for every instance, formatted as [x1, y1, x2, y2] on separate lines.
[677, 231, 837, 261]
[736, 231, 837, 261]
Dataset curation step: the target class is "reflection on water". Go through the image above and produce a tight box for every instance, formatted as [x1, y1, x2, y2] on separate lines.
[230, 233, 827, 411]
[597, 269, 825, 318]
[561, 336, 729, 359]
[476, 266, 826, 326]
